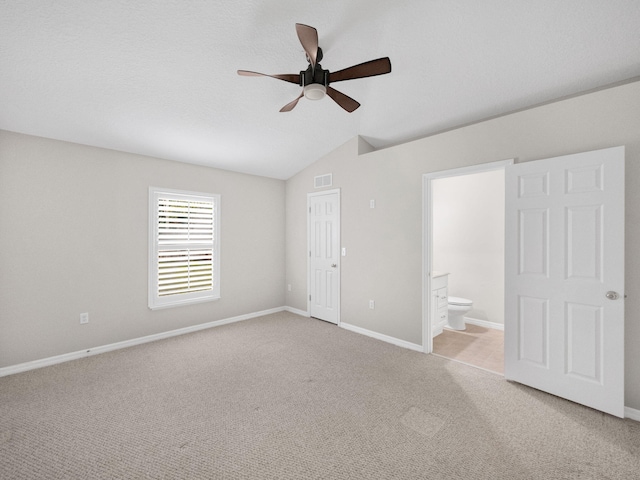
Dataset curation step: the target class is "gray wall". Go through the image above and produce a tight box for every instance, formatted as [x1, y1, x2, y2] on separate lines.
[0, 131, 286, 367]
[433, 169, 505, 325]
[285, 80, 640, 410]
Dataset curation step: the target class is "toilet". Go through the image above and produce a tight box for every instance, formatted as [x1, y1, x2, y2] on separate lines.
[447, 296, 473, 330]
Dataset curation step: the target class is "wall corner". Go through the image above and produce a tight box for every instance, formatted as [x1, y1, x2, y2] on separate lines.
[357, 136, 376, 155]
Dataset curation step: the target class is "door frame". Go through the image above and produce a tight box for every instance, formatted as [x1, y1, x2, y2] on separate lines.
[307, 188, 341, 325]
[422, 160, 513, 353]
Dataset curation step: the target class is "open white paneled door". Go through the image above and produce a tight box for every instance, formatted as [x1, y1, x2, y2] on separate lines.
[505, 147, 625, 417]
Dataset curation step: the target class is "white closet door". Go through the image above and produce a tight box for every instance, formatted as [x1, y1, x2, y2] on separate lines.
[309, 191, 340, 324]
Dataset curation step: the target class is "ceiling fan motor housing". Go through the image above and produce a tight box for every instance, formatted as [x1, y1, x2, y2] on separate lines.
[300, 64, 329, 87]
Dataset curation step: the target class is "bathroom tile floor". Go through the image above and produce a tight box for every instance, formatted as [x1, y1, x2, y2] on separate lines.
[432, 324, 504, 374]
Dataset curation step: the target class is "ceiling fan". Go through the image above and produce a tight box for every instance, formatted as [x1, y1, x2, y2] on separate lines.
[238, 23, 392, 113]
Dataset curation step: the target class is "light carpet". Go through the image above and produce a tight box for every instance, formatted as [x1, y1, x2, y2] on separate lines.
[1, 311, 639, 479]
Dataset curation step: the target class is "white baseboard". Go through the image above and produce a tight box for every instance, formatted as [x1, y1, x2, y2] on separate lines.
[464, 317, 504, 331]
[284, 306, 310, 317]
[625, 406, 640, 422]
[0, 306, 286, 378]
[340, 322, 423, 352]
[4, 306, 637, 422]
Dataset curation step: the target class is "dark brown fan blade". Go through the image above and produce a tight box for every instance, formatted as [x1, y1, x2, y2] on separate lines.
[280, 91, 304, 112]
[295, 23, 318, 68]
[328, 57, 391, 83]
[237, 70, 301, 85]
[326, 86, 360, 113]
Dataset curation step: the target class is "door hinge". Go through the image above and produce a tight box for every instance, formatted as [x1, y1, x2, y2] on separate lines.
[309, 251, 311, 257]
[309, 294, 311, 301]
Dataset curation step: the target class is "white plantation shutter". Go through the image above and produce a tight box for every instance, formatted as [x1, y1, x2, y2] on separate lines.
[157, 198, 214, 296]
[158, 249, 213, 296]
[149, 188, 220, 309]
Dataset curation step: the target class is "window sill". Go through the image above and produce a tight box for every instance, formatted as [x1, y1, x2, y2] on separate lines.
[148, 295, 221, 311]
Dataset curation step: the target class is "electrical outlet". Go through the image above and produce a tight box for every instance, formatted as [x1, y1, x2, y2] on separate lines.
[80, 312, 89, 324]
[370, 199, 375, 209]
[287, 284, 292, 292]
[369, 300, 375, 309]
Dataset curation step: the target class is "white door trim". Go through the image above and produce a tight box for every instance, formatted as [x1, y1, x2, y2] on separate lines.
[307, 188, 341, 325]
[422, 159, 514, 353]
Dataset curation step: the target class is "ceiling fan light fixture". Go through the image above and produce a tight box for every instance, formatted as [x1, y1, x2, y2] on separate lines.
[303, 83, 326, 100]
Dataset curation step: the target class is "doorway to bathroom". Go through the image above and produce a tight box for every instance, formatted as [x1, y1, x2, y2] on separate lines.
[422, 160, 512, 374]
[423, 148, 625, 416]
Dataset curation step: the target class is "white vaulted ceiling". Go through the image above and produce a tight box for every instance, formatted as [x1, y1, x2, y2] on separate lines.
[1, 1, 639, 179]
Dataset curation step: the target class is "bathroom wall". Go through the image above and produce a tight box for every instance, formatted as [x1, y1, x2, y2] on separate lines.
[432, 169, 505, 326]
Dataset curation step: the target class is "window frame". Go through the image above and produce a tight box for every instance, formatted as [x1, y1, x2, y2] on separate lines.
[148, 187, 220, 310]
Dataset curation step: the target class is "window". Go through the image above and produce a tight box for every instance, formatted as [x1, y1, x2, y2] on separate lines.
[149, 187, 220, 309]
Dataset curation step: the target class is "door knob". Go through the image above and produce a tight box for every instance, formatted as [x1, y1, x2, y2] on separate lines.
[605, 291, 620, 300]
[331, 264, 337, 268]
